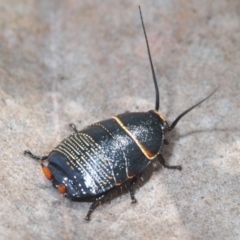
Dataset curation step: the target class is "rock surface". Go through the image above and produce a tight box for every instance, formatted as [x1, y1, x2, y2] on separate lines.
[0, 0, 239, 239]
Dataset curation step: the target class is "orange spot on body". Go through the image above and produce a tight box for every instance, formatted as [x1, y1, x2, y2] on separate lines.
[58, 184, 66, 194]
[41, 164, 52, 180]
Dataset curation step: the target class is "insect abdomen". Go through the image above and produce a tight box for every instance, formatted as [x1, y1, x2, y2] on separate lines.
[49, 132, 116, 198]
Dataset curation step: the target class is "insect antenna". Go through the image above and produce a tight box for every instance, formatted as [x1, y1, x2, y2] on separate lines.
[169, 87, 219, 131]
[139, 6, 160, 111]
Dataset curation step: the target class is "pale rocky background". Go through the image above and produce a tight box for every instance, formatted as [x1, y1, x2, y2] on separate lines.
[0, 0, 240, 239]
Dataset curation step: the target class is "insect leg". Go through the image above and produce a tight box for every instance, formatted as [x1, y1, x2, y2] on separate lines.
[85, 194, 105, 221]
[158, 154, 182, 171]
[69, 123, 78, 133]
[24, 150, 48, 161]
[129, 177, 138, 203]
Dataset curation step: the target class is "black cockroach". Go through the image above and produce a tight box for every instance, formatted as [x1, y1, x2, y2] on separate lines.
[24, 7, 217, 220]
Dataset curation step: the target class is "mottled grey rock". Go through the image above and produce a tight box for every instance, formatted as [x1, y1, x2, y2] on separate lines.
[0, 1, 239, 239]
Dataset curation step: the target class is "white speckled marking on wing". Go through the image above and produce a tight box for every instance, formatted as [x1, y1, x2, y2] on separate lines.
[54, 133, 115, 193]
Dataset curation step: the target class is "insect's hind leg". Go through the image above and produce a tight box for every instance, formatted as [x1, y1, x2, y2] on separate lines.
[24, 150, 48, 161]
[158, 154, 182, 171]
[85, 181, 137, 221]
[85, 194, 106, 221]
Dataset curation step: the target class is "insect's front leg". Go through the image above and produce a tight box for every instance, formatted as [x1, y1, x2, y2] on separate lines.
[158, 154, 182, 171]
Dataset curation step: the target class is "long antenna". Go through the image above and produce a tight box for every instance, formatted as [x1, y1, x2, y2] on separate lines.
[139, 6, 160, 111]
[169, 87, 219, 131]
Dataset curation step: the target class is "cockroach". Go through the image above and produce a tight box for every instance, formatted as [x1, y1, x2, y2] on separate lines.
[24, 6, 217, 220]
